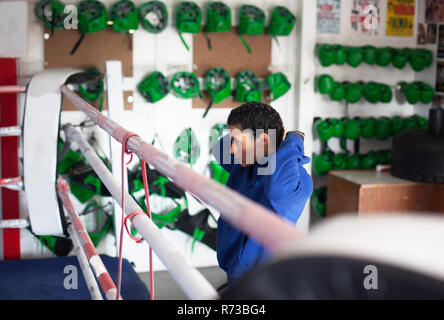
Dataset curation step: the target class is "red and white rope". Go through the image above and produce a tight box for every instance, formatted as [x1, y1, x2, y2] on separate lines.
[57, 177, 121, 300]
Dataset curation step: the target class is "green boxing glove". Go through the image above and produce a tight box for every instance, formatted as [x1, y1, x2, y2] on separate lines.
[375, 149, 391, 165]
[330, 118, 345, 137]
[417, 49, 433, 68]
[390, 116, 404, 136]
[346, 47, 363, 68]
[375, 116, 392, 140]
[332, 44, 347, 65]
[362, 45, 377, 65]
[311, 187, 327, 218]
[360, 151, 377, 169]
[392, 48, 410, 69]
[402, 81, 421, 104]
[402, 115, 418, 130]
[343, 118, 361, 140]
[415, 115, 429, 129]
[345, 153, 361, 170]
[314, 118, 334, 142]
[332, 153, 347, 171]
[329, 82, 345, 101]
[409, 49, 426, 71]
[316, 74, 335, 94]
[378, 83, 393, 103]
[344, 82, 363, 103]
[312, 151, 333, 176]
[363, 82, 380, 103]
[376, 47, 393, 67]
[360, 117, 376, 139]
[316, 44, 335, 67]
[419, 82, 434, 104]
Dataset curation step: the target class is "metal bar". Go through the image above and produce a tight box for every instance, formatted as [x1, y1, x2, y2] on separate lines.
[0, 85, 26, 94]
[0, 126, 22, 137]
[67, 223, 104, 300]
[61, 85, 302, 254]
[62, 124, 219, 300]
[57, 177, 121, 300]
[0, 219, 29, 229]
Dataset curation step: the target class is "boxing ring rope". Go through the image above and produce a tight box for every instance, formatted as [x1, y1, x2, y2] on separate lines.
[57, 177, 121, 300]
[60, 85, 303, 300]
[62, 123, 218, 300]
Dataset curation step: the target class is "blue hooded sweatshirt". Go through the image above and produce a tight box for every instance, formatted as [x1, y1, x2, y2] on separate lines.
[212, 132, 313, 281]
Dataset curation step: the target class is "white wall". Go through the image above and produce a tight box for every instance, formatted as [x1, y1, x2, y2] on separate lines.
[15, 0, 309, 272]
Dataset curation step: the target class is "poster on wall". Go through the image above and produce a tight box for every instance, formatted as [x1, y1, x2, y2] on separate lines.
[386, 0, 415, 36]
[428, 23, 438, 43]
[350, 0, 380, 35]
[436, 62, 444, 92]
[317, 0, 341, 34]
[426, 0, 444, 23]
[418, 23, 426, 44]
[438, 24, 444, 58]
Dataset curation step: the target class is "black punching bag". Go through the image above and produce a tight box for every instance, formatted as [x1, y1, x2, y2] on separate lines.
[391, 107, 444, 183]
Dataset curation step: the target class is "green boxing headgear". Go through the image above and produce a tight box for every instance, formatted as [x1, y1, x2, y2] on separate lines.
[235, 71, 262, 102]
[265, 72, 291, 101]
[138, 1, 168, 33]
[268, 6, 296, 36]
[238, 5, 265, 54]
[138, 71, 170, 103]
[176, 1, 202, 50]
[203, 68, 231, 118]
[36, 0, 68, 31]
[171, 72, 202, 99]
[205, 1, 231, 33]
[110, 0, 138, 33]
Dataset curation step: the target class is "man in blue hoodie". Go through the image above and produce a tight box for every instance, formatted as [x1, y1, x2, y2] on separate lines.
[212, 102, 313, 284]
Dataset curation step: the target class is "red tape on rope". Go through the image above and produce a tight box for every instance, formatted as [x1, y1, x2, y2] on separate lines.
[117, 132, 154, 300]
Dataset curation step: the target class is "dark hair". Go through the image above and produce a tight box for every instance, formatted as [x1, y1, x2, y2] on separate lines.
[227, 102, 285, 148]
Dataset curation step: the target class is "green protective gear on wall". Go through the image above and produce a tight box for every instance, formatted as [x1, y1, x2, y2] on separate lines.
[176, 1, 202, 50]
[311, 187, 327, 218]
[316, 44, 335, 67]
[345, 153, 361, 170]
[205, 1, 231, 33]
[205, 67, 231, 104]
[235, 71, 262, 102]
[332, 153, 347, 171]
[209, 160, 229, 185]
[344, 82, 363, 104]
[346, 47, 363, 67]
[392, 48, 410, 69]
[171, 72, 202, 99]
[363, 82, 380, 103]
[314, 118, 333, 142]
[376, 47, 393, 67]
[174, 128, 200, 166]
[110, 0, 139, 33]
[238, 5, 265, 54]
[330, 118, 344, 138]
[265, 72, 291, 101]
[378, 83, 393, 103]
[36, 0, 67, 31]
[329, 81, 345, 101]
[375, 117, 392, 140]
[359, 117, 376, 139]
[78, 67, 104, 111]
[343, 118, 361, 140]
[138, 71, 170, 103]
[268, 6, 296, 36]
[360, 151, 377, 169]
[138, 1, 168, 33]
[78, 0, 108, 34]
[312, 151, 333, 176]
[315, 74, 334, 94]
[332, 45, 347, 65]
[362, 45, 377, 64]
